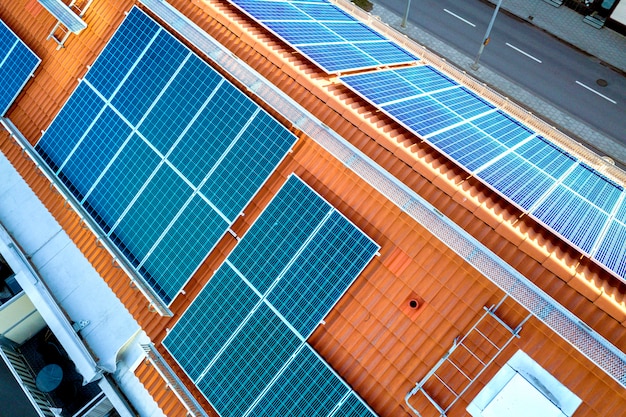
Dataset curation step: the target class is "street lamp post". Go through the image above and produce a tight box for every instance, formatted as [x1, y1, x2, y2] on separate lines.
[401, 0, 412, 28]
[471, 0, 503, 70]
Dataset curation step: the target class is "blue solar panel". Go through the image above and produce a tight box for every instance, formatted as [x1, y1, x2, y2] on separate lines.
[430, 87, 495, 119]
[264, 21, 342, 45]
[324, 22, 388, 42]
[593, 220, 626, 278]
[469, 110, 534, 148]
[562, 164, 622, 213]
[0, 20, 40, 115]
[111, 30, 189, 125]
[248, 345, 350, 417]
[477, 153, 554, 211]
[168, 83, 258, 187]
[532, 185, 608, 254]
[383, 95, 464, 137]
[198, 302, 302, 417]
[138, 54, 222, 155]
[228, 0, 417, 73]
[82, 134, 161, 233]
[109, 164, 193, 266]
[341, 66, 458, 106]
[36, 82, 105, 172]
[0, 22, 13, 58]
[163, 263, 260, 381]
[85, 8, 160, 99]
[201, 111, 297, 221]
[58, 107, 132, 200]
[429, 124, 508, 172]
[298, 43, 379, 73]
[615, 199, 626, 223]
[228, 175, 332, 294]
[233, 0, 311, 20]
[517, 136, 576, 179]
[268, 211, 379, 337]
[166, 175, 378, 416]
[296, 3, 354, 21]
[139, 196, 229, 304]
[36, 7, 297, 305]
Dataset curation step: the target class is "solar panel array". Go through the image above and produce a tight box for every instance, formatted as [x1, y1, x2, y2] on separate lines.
[341, 66, 626, 281]
[35, 7, 297, 304]
[164, 175, 379, 417]
[0, 19, 40, 115]
[227, 0, 417, 73]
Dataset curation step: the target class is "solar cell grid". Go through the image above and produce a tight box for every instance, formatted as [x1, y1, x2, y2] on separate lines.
[562, 164, 622, 212]
[200, 111, 298, 221]
[532, 186, 608, 254]
[457, 109, 534, 149]
[168, 82, 257, 187]
[163, 264, 260, 380]
[295, 2, 353, 21]
[109, 164, 193, 267]
[268, 211, 379, 337]
[248, 345, 350, 417]
[429, 124, 507, 172]
[477, 153, 554, 211]
[198, 303, 302, 417]
[430, 87, 495, 119]
[84, 9, 160, 98]
[383, 95, 464, 136]
[298, 43, 378, 72]
[615, 198, 626, 223]
[233, 0, 311, 20]
[138, 196, 229, 304]
[323, 21, 387, 42]
[517, 136, 576, 179]
[137, 54, 222, 155]
[57, 107, 132, 200]
[593, 220, 626, 277]
[36, 83, 105, 172]
[111, 31, 189, 125]
[228, 175, 331, 294]
[82, 135, 161, 233]
[264, 21, 342, 45]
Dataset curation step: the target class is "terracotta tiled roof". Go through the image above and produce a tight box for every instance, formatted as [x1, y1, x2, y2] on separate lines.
[1, 0, 624, 416]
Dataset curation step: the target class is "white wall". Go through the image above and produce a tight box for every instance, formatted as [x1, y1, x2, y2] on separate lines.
[611, 1, 626, 25]
[0, 293, 46, 344]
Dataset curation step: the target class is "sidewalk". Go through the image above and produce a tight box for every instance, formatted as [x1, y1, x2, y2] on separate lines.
[370, 0, 626, 168]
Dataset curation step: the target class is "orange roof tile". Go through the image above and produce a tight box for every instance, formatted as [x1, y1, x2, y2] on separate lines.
[1, 1, 625, 416]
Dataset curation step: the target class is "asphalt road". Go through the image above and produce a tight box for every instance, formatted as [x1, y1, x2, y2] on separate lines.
[376, 0, 626, 147]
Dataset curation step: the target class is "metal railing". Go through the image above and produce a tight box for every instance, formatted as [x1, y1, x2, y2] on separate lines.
[0, 346, 55, 417]
[141, 343, 209, 417]
[139, 0, 626, 388]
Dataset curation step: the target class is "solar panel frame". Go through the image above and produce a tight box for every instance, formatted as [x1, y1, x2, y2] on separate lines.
[245, 345, 355, 417]
[593, 219, 626, 278]
[0, 19, 41, 116]
[164, 174, 379, 417]
[37, 0, 87, 33]
[531, 185, 609, 255]
[34, 6, 298, 306]
[227, 0, 417, 73]
[341, 67, 626, 281]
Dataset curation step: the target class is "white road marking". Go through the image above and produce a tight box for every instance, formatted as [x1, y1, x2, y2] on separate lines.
[575, 80, 617, 104]
[443, 9, 476, 27]
[505, 42, 542, 63]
